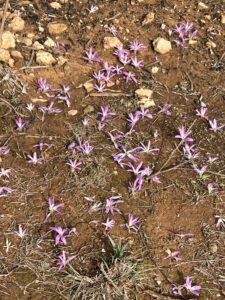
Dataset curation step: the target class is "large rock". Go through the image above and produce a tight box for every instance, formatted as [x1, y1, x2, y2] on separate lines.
[103, 37, 123, 49]
[10, 50, 23, 59]
[44, 37, 56, 48]
[135, 88, 155, 108]
[33, 41, 44, 50]
[36, 51, 56, 65]
[9, 16, 25, 32]
[68, 109, 78, 116]
[84, 81, 94, 92]
[47, 23, 67, 35]
[198, 2, 209, 9]
[135, 88, 153, 99]
[138, 98, 155, 108]
[1, 31, 16, 49]
[57, 56, 68, 66]
[18, 37, 32, 46]
[153, 37, 172, 54]
[0, 49, 11, 63]
[50, 2, 61, 9]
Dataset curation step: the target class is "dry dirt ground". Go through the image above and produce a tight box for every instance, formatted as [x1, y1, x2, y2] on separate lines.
[0, 0, 225, 299]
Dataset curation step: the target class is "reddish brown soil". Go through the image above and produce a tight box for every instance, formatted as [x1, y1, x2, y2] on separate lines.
[0, 0, 225, 299]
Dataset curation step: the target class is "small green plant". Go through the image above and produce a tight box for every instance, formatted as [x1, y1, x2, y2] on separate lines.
[108, 236, 128, 259]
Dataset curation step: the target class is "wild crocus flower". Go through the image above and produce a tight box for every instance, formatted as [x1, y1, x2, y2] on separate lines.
[26, 103, 35, 112]
[129, 175, 143, 193]
[14, 225, 27, 239]
[158, 104, 172, 116]
[215, 215, 225, 230]
[39, 102, 61, 121]
[182, 144, 199, 161]
[83, 47, 100, 63]
[103, 71, 115, 83]
[88, 202, 102, 213]
[207, 155, 218, 164]
[102, 62, 114, 72]
[94, 83, 105, 92]
[175, 126, 193, 142]
[164, 249, 181, 262]
[0, 186, 13, 197]
[102, 218, 115, 233]
[67, 142, 76, 155]
[57, 251, 76, 270]
[108, 132, 123, 150]
[120, 145, 139, 162]
[82, 117, 90, 126]
[77, 140, 93, 155]
[111, 65, 123, 75]
[119, 54, 131, 66]
[105, 195, 122, 214]
[92, 70, 105, 82]
[207, 182, 217, 194]
[44, 197, 64, 223]
[37, 78, 50, 93]
[56, 85, 71, 107]
[151, 176, 161, 184]
[183, 277, 201, 297]
[87, 5, 98, 14]
[138, 141, 159, 155]
[112, 153, 126, 167]
[123, 71, 137, 83]
[196, 107, 208, 120]
[50, 228, 66, 246]
[127, 112, 140, 131]
[15, 118, 27, 132]
[0, 146, 10, 155]
[209, 119, 225, 132]
[98, 122, 105, 131]
[193, 164, 207, 178]
[113, 44, 130, 57]
[172, 284, 183, 296]
[56, 42, 66, 50]
[126, 161, 144, 176]
[141, 166, 153, 176]
[106, 25, 118, 36]
[34, 142, 49, 151]
[127, 162, 152, 177]
[121, 213, 140, 232]
[97, 105, 116, 122]
[131, 56, 144, 68]
[153, 129, 159, 138]
[135, 107, 153, 119]
[129, 40, 146, 54]
[50, 226, 69, 245]
[0, 168, 11, 179]
[66, 159, 82, 173]
[27, 152, 44, 165]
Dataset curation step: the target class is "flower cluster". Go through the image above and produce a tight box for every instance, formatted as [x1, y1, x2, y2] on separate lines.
[171, 23, 198, 48]
[83, 40, 147, 93]
[172, 276, 201, 297]
[84, 194, 140, 235]
[14, 196, 77, 270]
[0, 146, 13, 197]
[36, 78, 72, 120]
